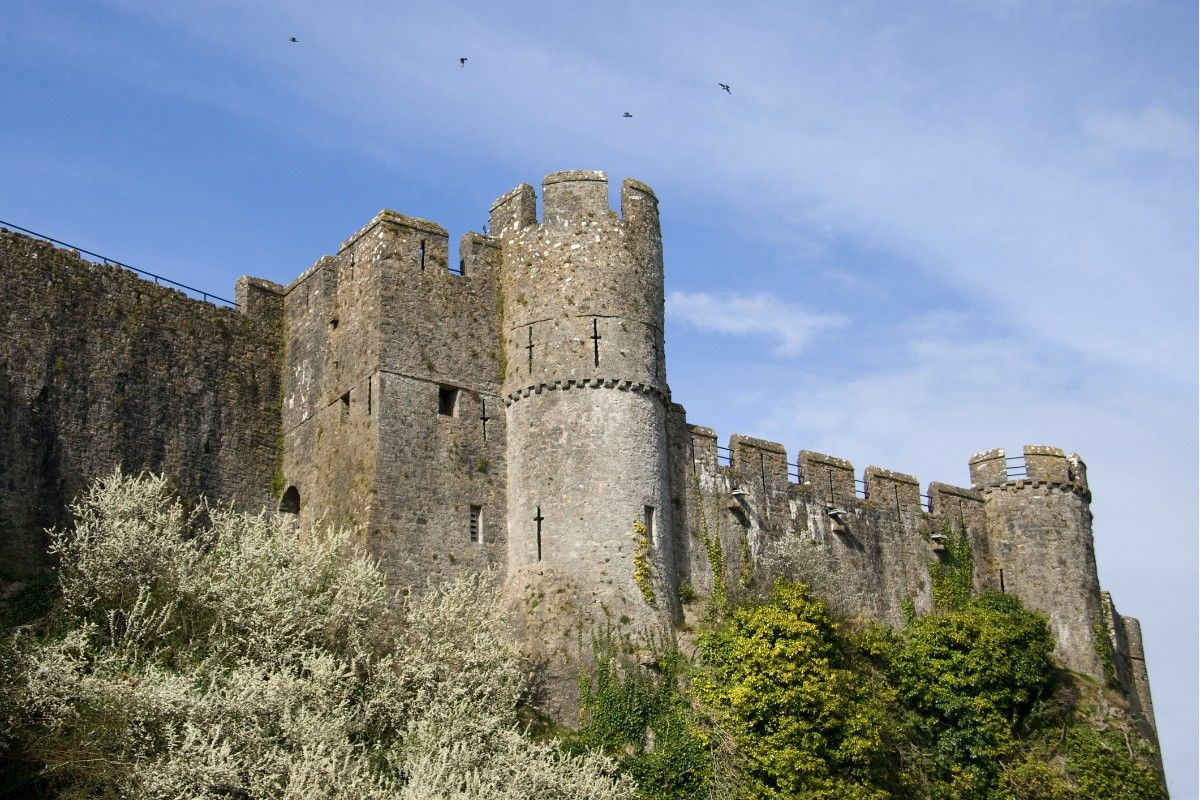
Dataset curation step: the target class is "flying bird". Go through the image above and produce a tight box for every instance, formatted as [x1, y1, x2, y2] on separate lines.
[718, 82, 731, 94]
[459, 57, 468, 67]
[623, 112, 633, 118]
[289, 37, 298, 43]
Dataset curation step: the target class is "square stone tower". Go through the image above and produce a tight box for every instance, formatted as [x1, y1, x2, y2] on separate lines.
[278, 211, 508, 587]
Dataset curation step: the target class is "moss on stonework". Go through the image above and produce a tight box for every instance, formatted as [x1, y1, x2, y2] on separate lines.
[1094, 612, 1120, 690]
[691, 471, 727, 613]
[632, 520, 655, 606]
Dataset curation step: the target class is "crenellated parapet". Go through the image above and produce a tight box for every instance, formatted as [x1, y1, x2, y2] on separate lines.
[677, 426, 989, 523]
[799, 450, 857, 506]
[970, 445, 1090, 499]
[495, 171, 666, 398]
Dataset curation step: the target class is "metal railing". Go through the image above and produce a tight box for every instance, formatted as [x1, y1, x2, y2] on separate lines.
[853, 478, 868, 499]
[1, 219, 236, 307]
[1005, 455, 1027, 479]
[919, 493, 933, 512]
[715, 444, 732, 467]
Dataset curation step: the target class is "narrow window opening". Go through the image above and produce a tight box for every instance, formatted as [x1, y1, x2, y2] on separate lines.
[419, 239, 426, 271]
[999, 569, 1006, 593]
[526, 326, 535, 374]
[367, 377, 372, 415]
[591, 318, 602, 366]
[438, 386, 458, 416]
[533, 506, 544, 561]
[329, 317, 339, 330]
[203, 440, 211, 455]
[643, 505, 656, 545]
[279, 486, 300, 515]
[469, 505, 483, 543]
[340, 391, 350, 420]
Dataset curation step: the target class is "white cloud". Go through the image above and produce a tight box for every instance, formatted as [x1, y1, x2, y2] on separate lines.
[1084, 108, 1195, 159]
[666, 291, 845, 356]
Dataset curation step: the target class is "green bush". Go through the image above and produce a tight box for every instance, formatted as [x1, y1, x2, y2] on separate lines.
[697, 584, 899, 799]
[892, 592, 1058, 797]
[574, 638, 711, 800]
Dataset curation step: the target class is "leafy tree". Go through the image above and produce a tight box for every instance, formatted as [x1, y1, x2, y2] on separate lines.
[892, 592, 1057, 797]
[696, 584, 899, 800]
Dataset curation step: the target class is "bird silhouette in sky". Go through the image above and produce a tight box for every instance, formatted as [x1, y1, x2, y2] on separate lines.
[459, 57, 468, 67]
[623, 112, 633, 118]
[718, 82, 731, 94]
[289, 37, 298, 43]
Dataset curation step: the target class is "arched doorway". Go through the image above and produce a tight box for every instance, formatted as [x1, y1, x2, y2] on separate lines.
[279, 486, 300, 515]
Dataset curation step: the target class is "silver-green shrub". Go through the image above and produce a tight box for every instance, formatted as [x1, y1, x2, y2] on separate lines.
[7, 472, 632, 799]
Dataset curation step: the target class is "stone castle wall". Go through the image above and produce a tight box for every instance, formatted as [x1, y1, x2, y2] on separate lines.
[672, 425, 987, 627]
[0, 230, 282, 576]
[0, 172, 1162, 751]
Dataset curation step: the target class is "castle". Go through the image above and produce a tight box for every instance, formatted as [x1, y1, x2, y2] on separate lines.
[0, 170, 1158, 742]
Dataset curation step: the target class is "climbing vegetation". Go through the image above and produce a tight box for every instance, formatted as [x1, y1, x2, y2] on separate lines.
[573, 637, 711, 800]
[632, 520, 656, 606]
[928, 522, 973, 613]
[690, 471, 727, 613]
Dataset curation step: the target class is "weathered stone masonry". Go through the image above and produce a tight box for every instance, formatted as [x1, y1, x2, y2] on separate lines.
[0, 170, 1159, 746]
[0, 233, 281, 573]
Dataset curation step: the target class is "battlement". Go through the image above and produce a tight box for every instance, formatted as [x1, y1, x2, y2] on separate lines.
[684, 425, 989, 515]
[235, 276, 285, 324]
[338, 209, 448, 255]
[969, 445, 1089, 494]
[488, 171, 660, 239]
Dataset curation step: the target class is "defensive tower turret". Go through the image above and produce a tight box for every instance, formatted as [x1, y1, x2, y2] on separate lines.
[971, 445, 1105, 679]
[493, 171, 675, 647]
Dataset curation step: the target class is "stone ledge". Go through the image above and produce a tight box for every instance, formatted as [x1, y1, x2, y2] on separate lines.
[503, 378, 669, 407]
[981, 478, 1091, 501]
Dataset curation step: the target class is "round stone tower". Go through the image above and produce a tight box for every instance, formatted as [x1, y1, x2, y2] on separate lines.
[970, 445, 1105, 679]
[490, 172, 675, 690]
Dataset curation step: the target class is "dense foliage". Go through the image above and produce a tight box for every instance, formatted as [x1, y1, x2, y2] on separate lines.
[0, 473, 633, 800]
[579, 585, 1164, 800]
[698, 585, 897, 799]
[572, 639, 712, 800]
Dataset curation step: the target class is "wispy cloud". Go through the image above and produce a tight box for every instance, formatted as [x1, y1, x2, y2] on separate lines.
[1084, 108, 1195, 159]
[667, 291, 845, 356]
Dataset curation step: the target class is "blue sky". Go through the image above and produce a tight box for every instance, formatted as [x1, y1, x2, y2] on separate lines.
[2, 1, 1195, 792]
